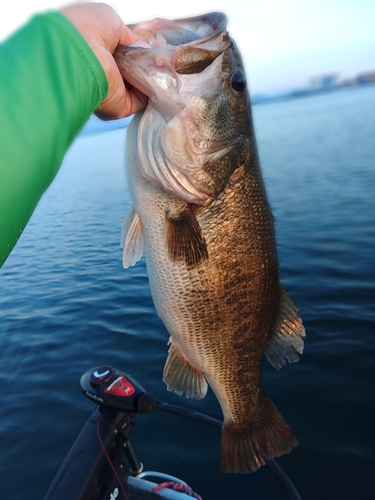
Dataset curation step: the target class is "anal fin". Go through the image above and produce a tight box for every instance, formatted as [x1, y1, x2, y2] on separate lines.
[163, 340, 208, 399]
[264, 286, 306, 370]
[165, 205, 208, 267]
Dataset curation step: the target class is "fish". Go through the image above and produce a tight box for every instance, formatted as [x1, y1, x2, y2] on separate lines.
[114, 12, 306, 474]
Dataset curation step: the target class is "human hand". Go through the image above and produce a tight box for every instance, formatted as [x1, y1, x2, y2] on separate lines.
[60, 2, 148, 120]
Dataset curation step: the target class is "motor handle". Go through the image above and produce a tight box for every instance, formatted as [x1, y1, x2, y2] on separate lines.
[80, 365, 147, 413]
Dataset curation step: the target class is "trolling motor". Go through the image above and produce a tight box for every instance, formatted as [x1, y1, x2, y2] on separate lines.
[44, 365, 302, 500]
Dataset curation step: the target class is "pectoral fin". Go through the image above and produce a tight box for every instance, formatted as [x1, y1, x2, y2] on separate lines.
[163, 339, 208, 399]
[121, 207, 144, 268]
[165, 205, 208, 266]
[264, 286, 306, 370]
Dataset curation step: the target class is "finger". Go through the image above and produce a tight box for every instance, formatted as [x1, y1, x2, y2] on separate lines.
[95, 71, 148, 120]
[118, 23, 148, 47]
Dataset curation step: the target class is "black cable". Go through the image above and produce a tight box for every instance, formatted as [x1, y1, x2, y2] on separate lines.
[265, 459, 302, 500]
[156, 400, 223, 427]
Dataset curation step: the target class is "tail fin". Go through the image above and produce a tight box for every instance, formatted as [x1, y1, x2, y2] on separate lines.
[220, 398, 298, 473]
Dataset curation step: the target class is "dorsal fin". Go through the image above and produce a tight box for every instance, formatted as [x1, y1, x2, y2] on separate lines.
[264, 286, 306, 370]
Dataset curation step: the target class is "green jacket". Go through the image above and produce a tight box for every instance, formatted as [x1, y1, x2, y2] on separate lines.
[0, 12, 108, 266]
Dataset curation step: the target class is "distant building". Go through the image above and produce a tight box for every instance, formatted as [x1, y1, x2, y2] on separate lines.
[356, 71, 375, 85]
[309, 73, 339, 90]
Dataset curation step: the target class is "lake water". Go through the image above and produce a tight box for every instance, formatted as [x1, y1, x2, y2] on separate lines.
[1, 85, 374, 500]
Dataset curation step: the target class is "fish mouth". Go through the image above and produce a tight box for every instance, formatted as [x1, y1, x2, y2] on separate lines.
[114, 12, 230, 96]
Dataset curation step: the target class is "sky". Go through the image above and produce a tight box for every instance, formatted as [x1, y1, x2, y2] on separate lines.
[1, 0, 374, 95]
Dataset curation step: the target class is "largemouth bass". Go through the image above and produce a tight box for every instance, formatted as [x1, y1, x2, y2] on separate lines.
[114, 12, 305, 474]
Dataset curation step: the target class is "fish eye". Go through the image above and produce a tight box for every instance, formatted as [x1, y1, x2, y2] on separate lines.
[230, 68, 247, 93]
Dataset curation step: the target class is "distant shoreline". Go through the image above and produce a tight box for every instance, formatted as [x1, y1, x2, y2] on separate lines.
[252, 74, 375, 105]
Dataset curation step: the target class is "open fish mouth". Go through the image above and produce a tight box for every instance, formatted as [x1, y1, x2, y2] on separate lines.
[114, 12, 230, 97]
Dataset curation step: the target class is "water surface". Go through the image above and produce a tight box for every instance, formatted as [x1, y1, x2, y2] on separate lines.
[1, 86, 374, 500]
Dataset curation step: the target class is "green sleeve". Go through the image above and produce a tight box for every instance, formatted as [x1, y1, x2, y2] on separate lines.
[0, 12, 108, 267]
